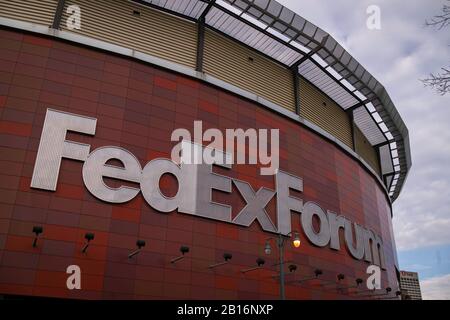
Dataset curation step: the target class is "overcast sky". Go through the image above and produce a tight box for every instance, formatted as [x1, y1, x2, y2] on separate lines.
[278, 0, 450, 299]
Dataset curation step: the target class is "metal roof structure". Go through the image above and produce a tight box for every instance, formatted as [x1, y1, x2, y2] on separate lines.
[135, 0, 411, 201]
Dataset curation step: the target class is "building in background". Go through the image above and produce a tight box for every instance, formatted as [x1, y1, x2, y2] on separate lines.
[0, 0, 411, 299]
[399, 271, 422, 300]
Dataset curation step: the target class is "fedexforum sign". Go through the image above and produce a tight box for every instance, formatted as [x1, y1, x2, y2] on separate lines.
[31, 109, 386, 268]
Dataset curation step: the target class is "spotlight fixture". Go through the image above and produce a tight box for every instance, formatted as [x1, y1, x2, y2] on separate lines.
[180, 246, 189, 255]
[288, 264, 297, 273]
[223, 253, 232, 261]
[356, 278, 363, 286]
[241, 257, 266, 274]
[385, 287, 392, 293]
[208, 253, 232, 269]
[171, 245, 190, 264]
[320, 272, 345, 288]
[81, 232, 95, 253]
[128, 240, 146, 259]
[315, 269, 323, 277]
[297, 268, 323, 283]
[32, 226, 43, 247]
[395, 290, 401, 296]
[256, 257, 265, 267]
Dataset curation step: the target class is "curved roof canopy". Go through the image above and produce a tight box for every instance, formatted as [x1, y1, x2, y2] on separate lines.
[136, 0, 411, 201]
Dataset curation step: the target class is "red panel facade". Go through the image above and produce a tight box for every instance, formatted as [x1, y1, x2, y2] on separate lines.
[0, 28, 397, 299]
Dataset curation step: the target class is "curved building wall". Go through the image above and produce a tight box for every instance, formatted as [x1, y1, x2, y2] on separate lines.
[0, 28, 397, 299]
[0, 0, 382, 175]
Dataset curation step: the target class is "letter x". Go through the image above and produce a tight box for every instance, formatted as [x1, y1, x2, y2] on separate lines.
[232, 180, 276, 232]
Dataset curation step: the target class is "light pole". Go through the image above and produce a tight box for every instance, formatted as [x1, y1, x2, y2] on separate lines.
[264, 231, 301, 300]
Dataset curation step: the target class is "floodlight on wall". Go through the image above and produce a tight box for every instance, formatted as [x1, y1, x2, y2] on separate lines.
[256, 257, 265, 267]
[171, 246, 190, 264]
[208, 253, 232, 269]
[128, 240, 146, 259]
[81, 232, 95, 253]
[32, 226, 43, 247]
[241, 257, 266, 274]
[321, 273, 346, 288]
[288, 264, 297, 273]
[297, 268, 323, 283]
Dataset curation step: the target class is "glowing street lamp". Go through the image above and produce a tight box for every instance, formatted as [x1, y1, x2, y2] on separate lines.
[293, 232, 301, 248]
[264, 231, 301, 300]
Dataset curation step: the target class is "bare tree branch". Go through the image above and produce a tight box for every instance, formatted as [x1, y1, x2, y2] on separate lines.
[425, 2, 450, 30]
[422, 1, 450, 95]
[421, 67, 450, 95]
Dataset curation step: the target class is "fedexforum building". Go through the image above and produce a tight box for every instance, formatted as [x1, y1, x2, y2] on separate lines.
[0, 0, 411, 299]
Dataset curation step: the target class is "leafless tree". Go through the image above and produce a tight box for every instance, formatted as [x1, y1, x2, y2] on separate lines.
[421, 1, 450, 95]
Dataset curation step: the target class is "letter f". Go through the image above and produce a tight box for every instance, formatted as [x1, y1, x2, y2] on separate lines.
[31, 109, 97, 191]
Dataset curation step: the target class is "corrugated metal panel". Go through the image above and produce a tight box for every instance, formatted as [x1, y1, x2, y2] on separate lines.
[354, 125, 380, 175]
[0, 0, 57, 26]
[353, 105, 386, 146]
[298, 60, 358, 110]
[203, 29, 295, 112]
[61, 0, 197, 68]
[380, 144, 394, 175]
[139, 0, 208, 20]
[299, 78, 352, 148]
[206, 6, 303, 66]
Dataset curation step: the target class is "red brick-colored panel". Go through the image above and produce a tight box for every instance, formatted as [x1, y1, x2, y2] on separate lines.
[0, 29, 396, 300]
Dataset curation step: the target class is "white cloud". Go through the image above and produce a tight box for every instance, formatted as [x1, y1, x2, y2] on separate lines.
[278, 0, 450, 251]
[421, 274, 450, 300]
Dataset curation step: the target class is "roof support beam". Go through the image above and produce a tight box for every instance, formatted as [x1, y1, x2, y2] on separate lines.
[199, 0, 216, 21]
[373, 140, 394, 149]
[290, 36, 328, 70]
[376, 146, 383, 180]
[349, 110, 356, 151]
[293, 70, 300, 114]
[196, 19, 205, 72]
[345, 97, 377, 114]
[51, 0, 66, 30]
[196, 1, 215, 72]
